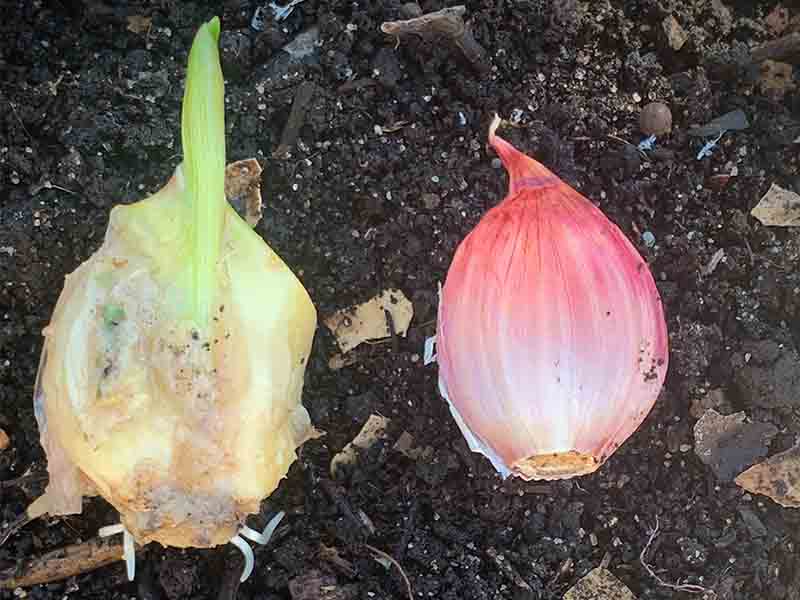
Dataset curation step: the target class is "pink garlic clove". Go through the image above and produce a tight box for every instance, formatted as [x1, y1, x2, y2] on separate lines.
[435, 115, 669, 480]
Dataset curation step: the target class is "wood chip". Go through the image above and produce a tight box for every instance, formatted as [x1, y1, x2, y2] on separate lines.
[330, 414, 390, 478]
[324, 289, 413, 354]
[0, 537, 123, 589]
[751, 182, 800, 226]
[735, 442, 800, 507]
[563, 567, 637, 600]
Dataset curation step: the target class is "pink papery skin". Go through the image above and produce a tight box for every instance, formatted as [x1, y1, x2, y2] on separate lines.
[436, 126, 669, 480]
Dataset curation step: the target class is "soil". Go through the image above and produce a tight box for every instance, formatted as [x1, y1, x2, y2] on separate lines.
[2, 0, 800, 599]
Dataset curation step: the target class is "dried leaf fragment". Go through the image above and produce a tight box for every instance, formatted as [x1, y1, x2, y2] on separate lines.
[224, 158, 263, 227]
[126, 15, 152, 35]
[759, 60, 796, 99]
[393, 431, 432, 460]
[735, 442, 800, 507]
[688, 109, 749, 137]
[564, 567, 637, 600]
[324, 289, 413, 354]
[330, 414, 390, 477]
[328, 353, 358, 371]
[693, 409, 777, 481]
[394, 431, 420, 458]
[662, 15, 688, 51]
[751, 183, 800, 226]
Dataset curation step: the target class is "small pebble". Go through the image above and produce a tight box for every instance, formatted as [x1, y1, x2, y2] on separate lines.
[642, 231, 656, 247]
[640, 102, 672, 136]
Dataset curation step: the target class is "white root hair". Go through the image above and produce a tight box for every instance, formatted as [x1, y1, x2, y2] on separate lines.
[230, 511, 286, 582]
[98, 522, 136, 581]
[98, 511, 287, 584]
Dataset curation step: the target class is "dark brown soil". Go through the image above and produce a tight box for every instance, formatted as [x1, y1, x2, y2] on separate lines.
[2, 1, 800, 599]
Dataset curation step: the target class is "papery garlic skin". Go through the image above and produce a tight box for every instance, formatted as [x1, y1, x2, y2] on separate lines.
[436, 117, 668, 481]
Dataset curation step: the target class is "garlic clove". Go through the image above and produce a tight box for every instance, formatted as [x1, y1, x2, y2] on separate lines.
[436, 116, 668, 481]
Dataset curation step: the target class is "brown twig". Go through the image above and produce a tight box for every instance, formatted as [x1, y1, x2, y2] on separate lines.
[364, 543, 413, 600]
[272, 81, 316, 159]
[639, 516, 710, 595]
[394, 499, 418, 561]
[0, 470, 47, 489]
[486, 547, 533, 592]
[337, 78, 379, 95]
[0, 537, 123, 588]
[319, 479, 370, 539]
[547, 557, 573, 588]
[380, 5, 489, 73]
[8, 102, 33, 142]
[0, 512, 33, 547]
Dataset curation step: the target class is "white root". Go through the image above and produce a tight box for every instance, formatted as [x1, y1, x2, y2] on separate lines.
[229, 534, 255, 582]
[98, 512, 287, 584]
[123, 529, 135, 580]
[230, 511, 286, 582]
[98, 523, 124, 537]
[423, 335, 437, 365]
[98, 522, 135, 581]
[238, 511, 285, 545]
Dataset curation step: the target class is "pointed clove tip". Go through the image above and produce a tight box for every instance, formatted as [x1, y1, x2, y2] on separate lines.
[485, 112, 560, 193]
[487, 113, 513, 163]
[488, 113, 502, 141]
